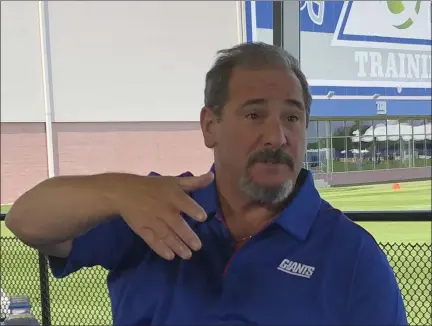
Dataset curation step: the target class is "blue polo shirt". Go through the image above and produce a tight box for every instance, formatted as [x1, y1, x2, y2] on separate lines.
[49, 168, 407, 325]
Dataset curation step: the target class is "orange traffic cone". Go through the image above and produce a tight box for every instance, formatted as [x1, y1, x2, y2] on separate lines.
[392, 182, 401, 191]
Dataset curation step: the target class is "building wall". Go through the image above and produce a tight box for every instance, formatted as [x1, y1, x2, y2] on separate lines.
[1, 122, 213, 203]
[1, 1, 242, 123]
[45, 1, 241, 122]
[1, 123, 48, 203]
[0, 1, 242, 203]
[1, 1, 46, 122]
[3, 117, 430, 203]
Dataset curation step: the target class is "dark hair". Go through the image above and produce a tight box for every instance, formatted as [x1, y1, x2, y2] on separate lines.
[204, 42, 312, 125]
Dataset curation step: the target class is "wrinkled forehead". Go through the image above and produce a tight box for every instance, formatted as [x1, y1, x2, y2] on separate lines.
[227, 67, 304, 104]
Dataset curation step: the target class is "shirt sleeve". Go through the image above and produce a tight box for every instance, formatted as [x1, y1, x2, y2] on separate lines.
[47, 170, 193, 279]
[347, 234, 408, 325]
[48, 215, 141, 278]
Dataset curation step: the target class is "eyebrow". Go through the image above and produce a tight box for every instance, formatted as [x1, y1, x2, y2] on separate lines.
[241, 98, 305, 111]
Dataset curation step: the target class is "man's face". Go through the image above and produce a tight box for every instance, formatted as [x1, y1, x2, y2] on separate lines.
[201, 67, 307, 204]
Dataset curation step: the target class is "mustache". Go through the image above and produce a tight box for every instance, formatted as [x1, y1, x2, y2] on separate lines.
[247, 147, 295, 170]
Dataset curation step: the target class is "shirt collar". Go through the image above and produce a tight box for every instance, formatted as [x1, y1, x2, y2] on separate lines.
[190, 165, 219, 217]
[273, 169, 322, 241]
[191, 165, 322, 241]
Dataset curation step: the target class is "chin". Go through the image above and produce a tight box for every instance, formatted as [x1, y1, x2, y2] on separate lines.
[239, 176, 295, 205]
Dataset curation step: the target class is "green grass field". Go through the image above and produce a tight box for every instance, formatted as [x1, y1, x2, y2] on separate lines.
[321, 180, 431, 243]
[1, 180, 431, 325]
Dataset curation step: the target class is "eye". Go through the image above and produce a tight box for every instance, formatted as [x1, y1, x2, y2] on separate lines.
[246, 112, 260, 120]
[287, 115, 299, 122]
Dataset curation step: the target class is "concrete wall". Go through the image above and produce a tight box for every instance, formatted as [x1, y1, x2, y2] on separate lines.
[1, 1, 242, 203]
[1, 1, 242, 122]
[3, 119, 429, 203]
[1, 122, 213, 203]
[1, 1, 46, 122]
[1, 123, 48, 203]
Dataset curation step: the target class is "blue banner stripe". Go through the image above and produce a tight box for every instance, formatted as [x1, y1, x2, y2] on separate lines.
[310, 86, 431, 97]
[311, 99, 431, 117]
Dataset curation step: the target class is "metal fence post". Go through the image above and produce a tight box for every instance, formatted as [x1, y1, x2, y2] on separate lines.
[38, 252, 51, 326]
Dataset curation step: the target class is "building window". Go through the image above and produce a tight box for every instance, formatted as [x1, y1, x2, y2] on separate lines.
[426, 119, 432, 167]
[329, 120, 346, 172]
[358, 120, 374, 171]
[373, 120, 388, 170]
[412, 119, 426, 168]
[306, 118, 431, 173]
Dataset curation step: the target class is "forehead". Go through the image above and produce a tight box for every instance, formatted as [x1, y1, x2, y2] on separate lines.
[227, 67, 304, 103]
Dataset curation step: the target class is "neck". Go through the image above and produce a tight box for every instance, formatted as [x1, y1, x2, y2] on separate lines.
[214, 164, 282, 227]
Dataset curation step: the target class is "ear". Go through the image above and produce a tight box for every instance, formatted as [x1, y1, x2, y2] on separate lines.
[200, 107, 218, 149]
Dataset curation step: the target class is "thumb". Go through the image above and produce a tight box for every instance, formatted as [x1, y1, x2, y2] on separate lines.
[177, 171, 214, 192]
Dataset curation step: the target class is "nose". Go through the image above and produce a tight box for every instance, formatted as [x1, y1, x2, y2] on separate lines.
[262, 116, 287, 148]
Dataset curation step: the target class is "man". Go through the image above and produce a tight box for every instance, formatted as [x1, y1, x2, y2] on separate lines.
[6, 43, 407, 325]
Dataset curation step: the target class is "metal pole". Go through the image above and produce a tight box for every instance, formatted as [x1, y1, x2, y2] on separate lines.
[38, 252, 52, 326]
[281, 1, 301, 62]
[272, 1, 283, 47]
[38, 0, 57, 178]
[272, 1, 301, 63]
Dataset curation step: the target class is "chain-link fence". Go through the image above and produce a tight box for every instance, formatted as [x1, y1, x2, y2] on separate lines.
[0, 237, 112, 326]
[1, 226, 431, 325]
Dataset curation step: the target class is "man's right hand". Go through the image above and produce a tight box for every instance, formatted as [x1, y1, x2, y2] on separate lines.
[114, 172, 214, 260]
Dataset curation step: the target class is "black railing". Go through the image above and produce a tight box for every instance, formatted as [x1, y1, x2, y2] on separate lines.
[1, 211, 431, 325]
